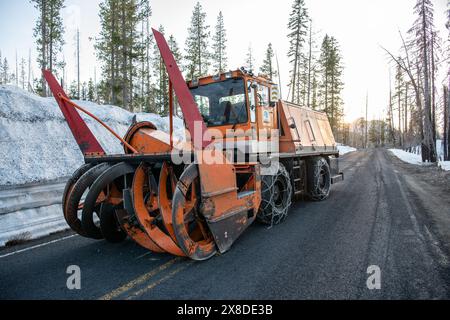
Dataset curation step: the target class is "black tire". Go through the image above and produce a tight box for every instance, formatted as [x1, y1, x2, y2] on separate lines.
[100, 203, 127, 243]
[306, 157, 331, 201]
[65, 163, 110, 239]
[62, 163, 93, 213]
[82, 162, 135, 240]
[257, 163, 293, 225]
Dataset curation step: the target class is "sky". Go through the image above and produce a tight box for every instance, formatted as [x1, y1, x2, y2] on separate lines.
[0, 0, 448, 122]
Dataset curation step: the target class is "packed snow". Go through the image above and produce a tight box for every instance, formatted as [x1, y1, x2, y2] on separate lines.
[337, 144, 357, 156]
[0, 85, 184, 186]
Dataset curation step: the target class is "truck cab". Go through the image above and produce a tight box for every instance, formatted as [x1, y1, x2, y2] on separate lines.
[187, 70, 277, 129]
[186, 69, 279, 156]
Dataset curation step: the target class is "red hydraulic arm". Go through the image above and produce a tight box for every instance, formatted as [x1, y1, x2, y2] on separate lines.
[152, 28, 211, 150]
[43, 70, 105, 156]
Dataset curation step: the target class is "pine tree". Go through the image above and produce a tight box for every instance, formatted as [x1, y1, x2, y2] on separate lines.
[287, 0, 309, 104]
[137, 0, 153, 113]
[306, 19, 317, 108]
[10, 73, 17, 86]
[69, 80, 79, 99]
[3, 58, 9, 84]
[20, 58, 27, 89]
[212, 11, 228, 74]
[33, 77, 42, 94]
[0, 51, 3, 85]
[81, 81, 88, 100]
[76, 29, 81, 99]
[297, 57, 309, 106]
[185, 2, 210, 80]
[310, 70, 318, 110]
[95, 0, 146, 111]
[260, 43, 277, 80]
[317, 35, 344, 134]
[168, 35, 182, 64]
[245, 44, 255, 71]
[153, 25, 169, 115]
[87, 78, 95, 101]
[368, 120, 378, 146]
[31, 0, 65, 96]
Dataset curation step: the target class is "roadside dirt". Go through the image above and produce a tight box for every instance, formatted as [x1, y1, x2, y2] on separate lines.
[386, 149, 450, 258]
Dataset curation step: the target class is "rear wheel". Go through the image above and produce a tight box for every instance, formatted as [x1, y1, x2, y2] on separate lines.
[257, 163, 292, 226]
[306, 157, 331, 201]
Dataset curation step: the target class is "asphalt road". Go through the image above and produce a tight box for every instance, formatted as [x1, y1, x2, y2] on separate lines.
[1, 148, 449, 300]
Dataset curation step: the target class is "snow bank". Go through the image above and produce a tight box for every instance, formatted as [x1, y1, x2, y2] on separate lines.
[0, 85, 184, 186]
[389, 149, 424, 166]
[337, 144, 357, 156]
[0, 85, 186, 246]
[389, 148, 450, 171]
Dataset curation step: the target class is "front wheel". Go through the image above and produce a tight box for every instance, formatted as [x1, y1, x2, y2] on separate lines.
[307, 157, 331, 201]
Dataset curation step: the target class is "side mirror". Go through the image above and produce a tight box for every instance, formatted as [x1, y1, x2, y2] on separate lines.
[251, 82, 258, 90]
[270, 101, 277, 108]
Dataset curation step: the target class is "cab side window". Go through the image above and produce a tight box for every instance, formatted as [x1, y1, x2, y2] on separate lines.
[257, 85, 270, 107]
[248, 81, 256, 123]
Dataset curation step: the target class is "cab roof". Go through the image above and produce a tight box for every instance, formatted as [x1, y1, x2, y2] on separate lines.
[187, 69, 276, 88]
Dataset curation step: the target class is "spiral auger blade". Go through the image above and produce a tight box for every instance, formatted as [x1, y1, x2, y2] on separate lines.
[169, 151, 263, 261]
[132, 163, 186, 257]
[158, 162, 182, 242]
[84, 162, 163, 252]
[171, 164, 218, 261]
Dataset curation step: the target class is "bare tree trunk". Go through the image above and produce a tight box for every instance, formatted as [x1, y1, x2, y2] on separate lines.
[444, 85, 449, 161]
[405, 83, 408, 144]
[365, 92, 368, 149]
[121, 1, 128, 110]
[389, 72, 396, 146]
[130, 26, 134, 112]
[111, 1, 117, 105]
[49, 1, 53, 75]
[431, 31, 436, 143]
[41, 0, 47, 96]
[446, 75, 450, 161]
[291, 32, 300, 104]
[307, 20, 312, 108]
[146, 17, 150, 111]
[398, 83, 402, 147]
[77, 29, 80, 99]
[421, 0, 436, 162]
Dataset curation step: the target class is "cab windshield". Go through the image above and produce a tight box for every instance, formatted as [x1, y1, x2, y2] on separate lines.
[190, 78, 248, 127]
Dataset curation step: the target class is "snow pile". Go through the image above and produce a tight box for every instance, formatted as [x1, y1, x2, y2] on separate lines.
[0, 85, 184, 186]
[439, 161, 450, 171]
[389, 148, 450, 171]
[337, 144, 357, 156]
[389, 149, 424, 166]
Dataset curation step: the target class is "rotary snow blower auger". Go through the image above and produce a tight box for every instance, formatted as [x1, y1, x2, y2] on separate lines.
[44, 29, 343, 261]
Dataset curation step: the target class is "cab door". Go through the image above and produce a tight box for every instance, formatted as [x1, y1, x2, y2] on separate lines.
[256, 83, 277, 138]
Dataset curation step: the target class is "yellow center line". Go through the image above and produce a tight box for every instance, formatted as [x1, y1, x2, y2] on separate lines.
[125, 261, 195, 300]
[99, 258, 181, 300]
